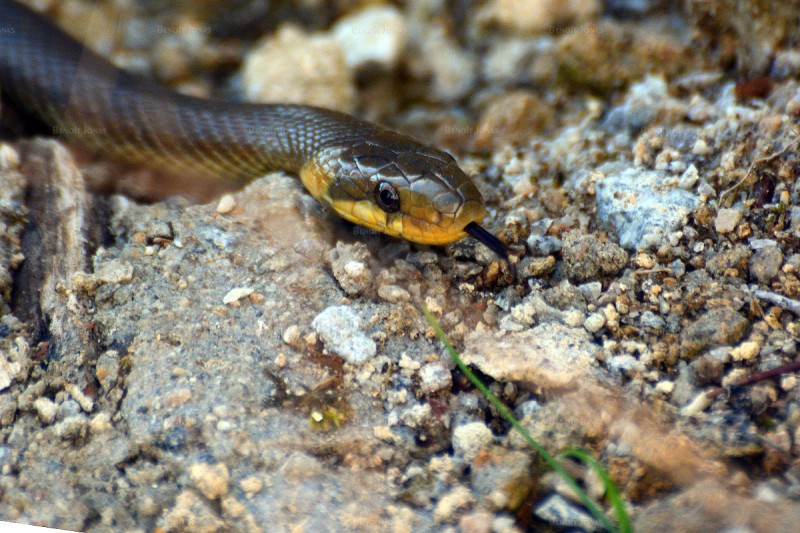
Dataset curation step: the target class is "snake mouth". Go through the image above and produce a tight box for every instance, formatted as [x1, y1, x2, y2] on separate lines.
[464, 222, 508, 259]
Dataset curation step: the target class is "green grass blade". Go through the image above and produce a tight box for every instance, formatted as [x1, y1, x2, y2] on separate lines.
[422, 306, 621, 533]
[562, 449, 632, 533]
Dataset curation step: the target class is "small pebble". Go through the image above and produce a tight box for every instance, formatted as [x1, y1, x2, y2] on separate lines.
[242, 25, 355, 112]
[89, 412, 112, 434]
[678, 164, 699, 189]
[0, 355, 21, 392]
[715, 208, 742, 234]
[65, 384, 94, 413]
[772, 49, 800, 78]
[694, 351, 726, 384]
[223, 287, 254, 305]
[94, 258, 133, 284]
[452, 422, 494, 461]
[608, 354, 643, 374]
[578, 281, 602, 303]
[634, 252, 656, 269]
[331, 5, 406, 70]
[239, 476, 263, 495]
[216, 420, 234, 432]
[377, 284, 411, 303]
[561, 232, 628, 281]
[730, 341, 760, 362]
[682, 391, 712, 416]
[749, 245, 784, 284]
[584, 312, 606, 333]
[670, 259, 686, 277]
[216, 194, 236, 214]
[564, 310, 585, 327]
[282, 325, 301, 346]
[480, 0, 600, 33]
[517, 256, 556, 278]
[344, 260, 369, 280]
[639, 311, 666, 330]
[433, 486, 475, 523]
[418, 362, 452, 394]
[682, 309, 748, 357]
[527, 235, 563, 256]
[595, 165, 699, 250]
[54, 415, 88, 440]
[33, 397, 59, 424]
[417, 26, 477, 101]
[509, 300, 536, 327]
[492, 516, 518, 533]
[57, 399, 82, 420]
[458, 511, 493, 533]
[655, 380, 675, 395]
[0, 143, 20, 169]
[328, 243, 372, 296]
[533, 494, 599, 532]
[189, 462, 230, 500]
[312, 306, 377, 364]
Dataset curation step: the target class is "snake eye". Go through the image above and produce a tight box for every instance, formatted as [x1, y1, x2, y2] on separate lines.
[375, 181, 400, 213]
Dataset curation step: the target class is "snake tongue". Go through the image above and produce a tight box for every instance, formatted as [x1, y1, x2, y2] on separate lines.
[464, 222, 508, 259]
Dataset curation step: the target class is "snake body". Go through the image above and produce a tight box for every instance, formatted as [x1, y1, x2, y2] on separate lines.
[0, 0, 505, 254]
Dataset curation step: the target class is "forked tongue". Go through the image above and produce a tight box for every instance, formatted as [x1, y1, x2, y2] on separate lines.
[464, 222, 508, 259]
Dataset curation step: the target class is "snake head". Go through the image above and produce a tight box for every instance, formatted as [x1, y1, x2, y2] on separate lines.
[303, 138, 505, 256]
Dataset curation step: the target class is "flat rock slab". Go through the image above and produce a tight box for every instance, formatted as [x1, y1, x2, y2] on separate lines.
[462, 322, 598, 391]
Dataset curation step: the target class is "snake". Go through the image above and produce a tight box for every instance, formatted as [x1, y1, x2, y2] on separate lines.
[0, 0, 506, 257]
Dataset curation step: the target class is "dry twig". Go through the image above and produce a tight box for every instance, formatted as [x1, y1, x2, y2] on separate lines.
[753, 288, 800, 315]
[719, 130, 800, 206]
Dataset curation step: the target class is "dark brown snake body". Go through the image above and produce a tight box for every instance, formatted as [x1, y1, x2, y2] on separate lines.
[0, 0, 506, 255]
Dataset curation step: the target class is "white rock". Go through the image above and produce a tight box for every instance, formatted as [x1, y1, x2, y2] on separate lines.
[0, 354, 21, 392]
[312, 306, 377, 364]
[419, 362, 452, 394]
[654, 380, 675, 395]
[223, 287, 254, 305]
[692, 138, 709, 156]
[282, 324, 301, 346]
[417, 26, 477, 101]
[331, 6, 406, 69]
[33, 397, 59, 424]
[533, 493, 599, 532]
[216, 194, 236, 214]
[584, 312, 606, 333]
[682, 391, 712, 416]
[480, 0, 600, 33]
[377, 284, 411, 303]
[715, 208, 742, 234]
[730, 341, 760, 362]
[343, 260, 369, 280]
[0, 143, 20, 170]
[242, 25, 355, 112]
[452, 422, 495, 461]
